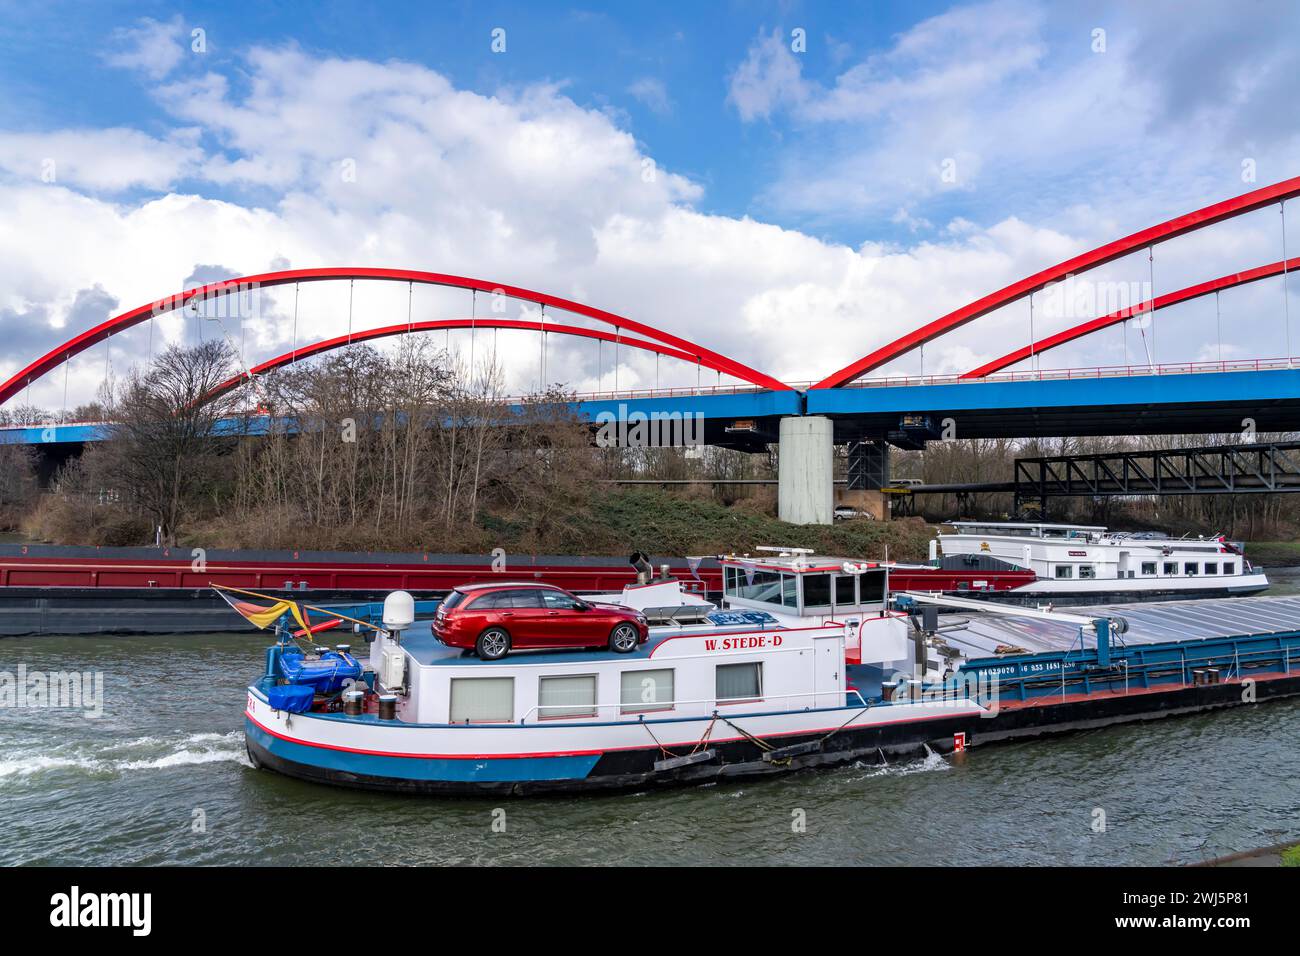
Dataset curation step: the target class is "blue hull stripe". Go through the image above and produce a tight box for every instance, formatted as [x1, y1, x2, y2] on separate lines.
[245, 719, 601, 782]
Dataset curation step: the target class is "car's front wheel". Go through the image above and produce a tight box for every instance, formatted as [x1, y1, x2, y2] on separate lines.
[609, 623, 640, 653]
[476, 627, 511, 660]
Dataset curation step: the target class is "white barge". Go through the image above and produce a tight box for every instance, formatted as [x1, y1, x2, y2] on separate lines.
[237, 550, 1300, 795]
[934, 521, 1269, 603]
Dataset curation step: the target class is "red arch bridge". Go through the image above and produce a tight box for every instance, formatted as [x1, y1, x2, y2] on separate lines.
[3, 177, 1300, 523]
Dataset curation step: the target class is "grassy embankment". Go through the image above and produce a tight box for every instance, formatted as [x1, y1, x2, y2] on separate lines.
[1241, 541, 1300, 567]
[17, 488, 939, 561]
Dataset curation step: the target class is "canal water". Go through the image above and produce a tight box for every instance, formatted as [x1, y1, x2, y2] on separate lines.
[3, 585, 1300, 866]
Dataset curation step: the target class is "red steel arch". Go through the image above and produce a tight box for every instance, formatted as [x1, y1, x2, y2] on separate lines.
[207, 318, 706, 400]
[962, 258, 1300, 378]
[814, 175, 1300, 388]
[0, 268, 790, 406]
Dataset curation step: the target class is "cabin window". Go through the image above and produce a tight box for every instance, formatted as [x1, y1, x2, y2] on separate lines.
[716, 662, 762, 704]
[1204, 563, 1218, 575]
[1079, 565, 1096, 579]
[833, 574, 857, 606]
[729, 569, 783, 604]
[803, 573, 832, 608]
[1055, 565, 1073, 579]
[538, 675, 597, 719]
[1184, 562, 1199, 576]
[620, 669, 674, 713]
[781, 574, 798, 608]
[1141, 562, 1157, 576]
[859, 572, 886, 604]
[1224, 562, 1236, 575]
[449, 677, 514, 723]
[1163, 561, 1178, 575]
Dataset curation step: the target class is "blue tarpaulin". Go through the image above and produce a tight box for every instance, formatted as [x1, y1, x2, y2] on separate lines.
[265, 683, 315, 713]
[278, 648, 363, 694]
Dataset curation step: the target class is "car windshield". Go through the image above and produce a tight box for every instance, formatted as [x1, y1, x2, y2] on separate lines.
[441, 590, 466, 610]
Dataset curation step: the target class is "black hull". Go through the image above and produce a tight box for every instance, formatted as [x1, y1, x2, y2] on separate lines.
[245, 671, 1300, 796]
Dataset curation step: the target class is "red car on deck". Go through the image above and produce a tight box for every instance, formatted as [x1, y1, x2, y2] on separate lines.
[433, 582, 649, 660]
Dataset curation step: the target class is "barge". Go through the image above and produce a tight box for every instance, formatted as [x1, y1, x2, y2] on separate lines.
[932, 521, 1269, 604]
[239, 548, 1300, 795]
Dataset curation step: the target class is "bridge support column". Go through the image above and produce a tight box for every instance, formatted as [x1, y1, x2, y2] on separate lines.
[778, 416, 833, 525]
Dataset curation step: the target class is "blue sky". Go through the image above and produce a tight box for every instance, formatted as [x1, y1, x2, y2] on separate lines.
[2, 1, 961, 243]
[1, 0, 1298, 408]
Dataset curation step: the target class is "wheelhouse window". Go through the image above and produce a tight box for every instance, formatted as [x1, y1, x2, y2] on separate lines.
[1164, 562, 1178, 575]
[781, 575, 798, 608]
[859, 571, 886, 604]
[716, 662, 762, 704]
[538, 675, 596, 719]
[1224, 562, 1236, 575]
[833, 574, 857, 606]
[1141, 562, 1157, 576]
[802, 573, 832, 609]
[1079, 565, 1096, 579]
[728, 569, 784, 604]
[620, 669, 674, 714]
[449, 677, 514, 723]
[1204, 562, 1218, 575]
[1184, 562, 1199, 576]
[1055, 565, 1074, 579]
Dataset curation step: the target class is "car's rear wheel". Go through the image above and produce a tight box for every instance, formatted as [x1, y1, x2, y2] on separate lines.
[609, 623, 640, 653]
[476, 628, 511, 660]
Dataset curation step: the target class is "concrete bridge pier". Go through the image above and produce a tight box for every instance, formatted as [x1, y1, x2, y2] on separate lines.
[778, 416, 834, 524]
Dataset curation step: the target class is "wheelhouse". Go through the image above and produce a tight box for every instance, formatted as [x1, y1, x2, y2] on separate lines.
[720, 547, 889, 618]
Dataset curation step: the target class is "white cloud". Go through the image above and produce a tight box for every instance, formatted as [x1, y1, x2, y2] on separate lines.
[726, 29, 806, 122]
[728, 0, 1300, 229]
[627, 77, 672, 116]
[104, 16, 188, 81]
[0, 128, 201, 191]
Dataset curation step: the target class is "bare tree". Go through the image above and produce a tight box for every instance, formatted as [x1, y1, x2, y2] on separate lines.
[96, 341, 242, 544]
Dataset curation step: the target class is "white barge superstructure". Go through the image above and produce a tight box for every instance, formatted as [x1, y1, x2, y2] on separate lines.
[935, 521, 1269, 602]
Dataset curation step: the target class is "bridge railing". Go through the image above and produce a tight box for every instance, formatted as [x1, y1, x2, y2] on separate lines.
[540, 382, 776, 403]
[844, 356, 1300, 389]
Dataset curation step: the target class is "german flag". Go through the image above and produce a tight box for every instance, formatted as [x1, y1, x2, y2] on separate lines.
[213, 585, 385, 638]
[214, 585, 313, 634]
